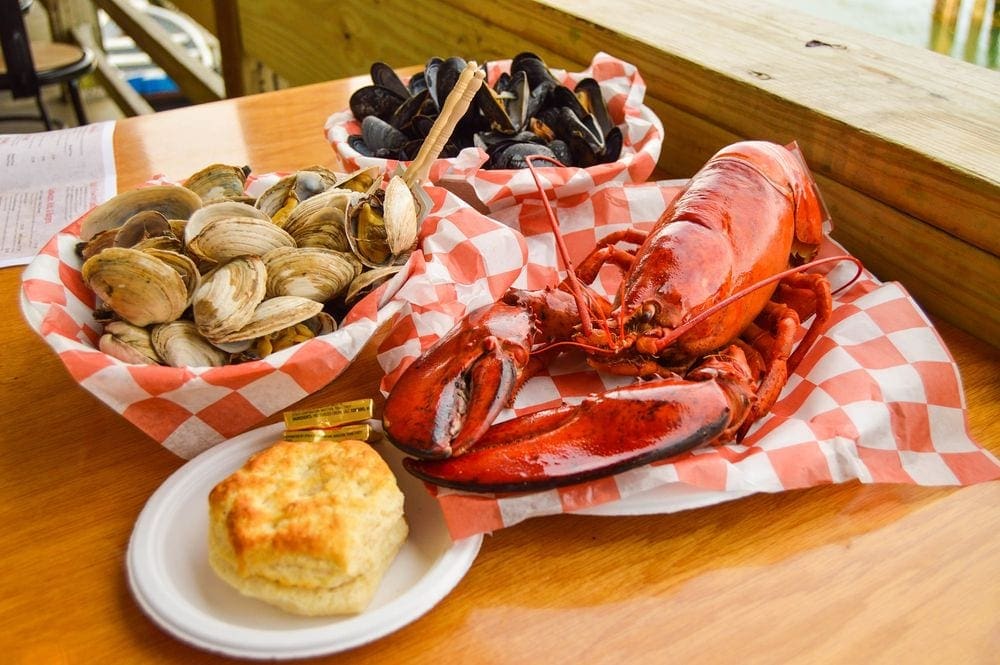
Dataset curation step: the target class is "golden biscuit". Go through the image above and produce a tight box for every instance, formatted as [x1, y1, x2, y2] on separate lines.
[208, 438, 408, 615]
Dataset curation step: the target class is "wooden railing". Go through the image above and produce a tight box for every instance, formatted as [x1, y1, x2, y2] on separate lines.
[37, 0, 1000, 347]
[40, 0, 223, 115]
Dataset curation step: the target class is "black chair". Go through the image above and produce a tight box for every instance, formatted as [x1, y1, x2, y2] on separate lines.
[0, 0, 95, 130]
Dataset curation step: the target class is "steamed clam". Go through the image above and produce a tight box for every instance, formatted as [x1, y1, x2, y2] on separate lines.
[82, 247, 190, 327]
[345, 175, 418, 268]
[78, 161, 423, 367]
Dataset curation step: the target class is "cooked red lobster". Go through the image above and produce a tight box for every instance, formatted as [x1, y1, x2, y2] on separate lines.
[383, 140, 855, 492]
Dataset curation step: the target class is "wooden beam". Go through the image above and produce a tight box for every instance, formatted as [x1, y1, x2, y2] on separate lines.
[93, 0, 224, 104]
[71, 24, 154, 117]
[231, 0, 999, 345]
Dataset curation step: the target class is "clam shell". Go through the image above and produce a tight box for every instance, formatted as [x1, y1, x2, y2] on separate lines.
[186, 216, 295, 264]
[80, 185, 202, 241]
[113, 210, 173, 248]
[142, 248, 201, 300]
[344, 181, 417, 269]
[263, 247, 361, 302]
[98, 321, 162, 365]
[182, 163, 250, 203]
[344, 265, 402, 306]
[191, 255, 267, 342]
[151, 320, 229, 367]
[213, 295, 324, 344]
[254, 166, 341, 222]
[282, 188, 360, 251]
[184, 201, 271, 246]
[82, 247, 189, 327]
[383, 175, 418, 256]
[332, 166, 382, 195]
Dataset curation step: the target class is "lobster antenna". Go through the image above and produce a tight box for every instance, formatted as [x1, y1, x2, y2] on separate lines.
[651, 254, 864, 350]
[524, 154, 597, 336]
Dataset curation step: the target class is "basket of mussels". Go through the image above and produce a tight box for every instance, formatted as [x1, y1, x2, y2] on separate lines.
[325, 51, 663, 212]
[20, 162, 526, 459]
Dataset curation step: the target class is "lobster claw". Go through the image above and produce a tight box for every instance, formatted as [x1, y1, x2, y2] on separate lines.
[402, 346, 755, 493]
[382, 302, 535, 459]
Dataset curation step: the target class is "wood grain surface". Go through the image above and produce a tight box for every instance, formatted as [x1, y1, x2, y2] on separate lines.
[1, 78, 997, 665]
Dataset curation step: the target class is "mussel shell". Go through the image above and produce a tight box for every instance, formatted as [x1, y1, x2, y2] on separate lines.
[349, 84, 405, 122]
[82, 247, 189, 327]
[574, 77, 614, 137]
[390, 89, 434, 134]
[369, 61, 410, 100]
[487, 140, 557, 169]
[510, 52, 561, 90]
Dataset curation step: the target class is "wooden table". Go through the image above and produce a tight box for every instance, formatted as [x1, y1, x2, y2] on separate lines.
[2, 78, 997, 664]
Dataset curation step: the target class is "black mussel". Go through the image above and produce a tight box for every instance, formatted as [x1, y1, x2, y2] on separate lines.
[541, 106, 605, 167]
[476, 85, 516, 134]
[428, 56, 469, 109]
[574, 78, 614, 138]
[390, 89, 434, 134]
[407, 71, 428, 95]
[548, 139, 572, 165]
[424, 57, 443, 110]
[370, 62, 410, 100]
[511, 52, 561, 90]
[362, 115, 407, 153]
[347, 134, 375, 157]
[602, 127, 624, 163]
[487, 140, 557, 169]
[350, 85, 406, 122]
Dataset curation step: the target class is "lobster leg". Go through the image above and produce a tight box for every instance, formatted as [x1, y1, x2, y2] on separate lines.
[738, 271, 832, 437]
[403, 346, 755, 493]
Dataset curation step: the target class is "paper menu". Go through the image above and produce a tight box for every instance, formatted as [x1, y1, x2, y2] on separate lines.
[0, 121, 117, 268]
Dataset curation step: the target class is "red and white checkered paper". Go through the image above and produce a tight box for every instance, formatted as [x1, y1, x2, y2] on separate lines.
[20, 175, 526, 459]
[325, 52, 663, 213]
[377, 179, 1000, 540]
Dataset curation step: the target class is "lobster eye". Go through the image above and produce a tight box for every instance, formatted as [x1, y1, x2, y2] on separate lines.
[639, 301, 657, 323]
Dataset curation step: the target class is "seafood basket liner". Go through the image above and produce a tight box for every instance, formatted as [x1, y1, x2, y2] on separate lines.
[20, 175, 527, 459]
[326, 52, 663, 213]
[376, 179, 1000, 540]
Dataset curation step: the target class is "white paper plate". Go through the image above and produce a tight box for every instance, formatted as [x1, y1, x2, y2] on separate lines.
[127, 423, 483, 660]
[577, 483, 757, 516]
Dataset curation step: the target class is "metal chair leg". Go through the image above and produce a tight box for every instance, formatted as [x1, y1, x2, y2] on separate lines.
[34, 91, 54, 130]
[66, 80, 88, 125]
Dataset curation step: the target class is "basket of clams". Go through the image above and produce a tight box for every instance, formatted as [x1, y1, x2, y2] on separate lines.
[325, 51, 663, 213]
[20, 163, 526, 458]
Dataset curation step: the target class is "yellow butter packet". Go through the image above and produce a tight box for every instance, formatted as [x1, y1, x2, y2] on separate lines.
[283, 398, 374, 431]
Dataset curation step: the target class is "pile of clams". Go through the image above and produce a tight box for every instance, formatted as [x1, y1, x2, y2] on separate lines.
[77, 163, 419, 367]
[347, 52, 622, 169]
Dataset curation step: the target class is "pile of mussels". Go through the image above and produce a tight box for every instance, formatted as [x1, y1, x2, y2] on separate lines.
[347, 52, 623, 170]
[75, 163, 416, 367]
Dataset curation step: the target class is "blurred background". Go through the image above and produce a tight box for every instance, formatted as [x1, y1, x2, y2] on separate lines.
[1, 0, 997, 133]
